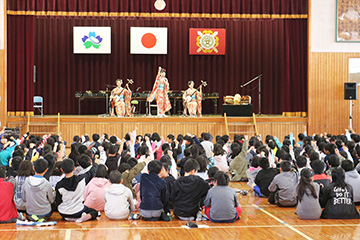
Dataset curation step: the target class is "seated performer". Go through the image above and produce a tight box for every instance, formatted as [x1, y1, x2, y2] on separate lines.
[147, 67, 172, 117]
[110, 79, 132, 117]
[183, 81, 202, 117]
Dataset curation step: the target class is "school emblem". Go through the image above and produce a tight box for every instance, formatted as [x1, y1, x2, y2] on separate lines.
[196, 30, 219, 53]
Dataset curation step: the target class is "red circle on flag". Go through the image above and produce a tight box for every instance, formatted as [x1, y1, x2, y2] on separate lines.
[141, 33, 157, 48]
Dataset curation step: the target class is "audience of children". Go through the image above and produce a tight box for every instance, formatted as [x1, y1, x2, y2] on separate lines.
[2, 127, 360, 225]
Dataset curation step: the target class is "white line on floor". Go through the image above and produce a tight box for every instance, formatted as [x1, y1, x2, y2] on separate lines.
[65, 229, 71, 240]
[252, 204, 313, 240]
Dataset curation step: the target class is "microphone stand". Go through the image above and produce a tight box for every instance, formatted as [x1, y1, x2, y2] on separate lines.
[240, 74, 262, 115]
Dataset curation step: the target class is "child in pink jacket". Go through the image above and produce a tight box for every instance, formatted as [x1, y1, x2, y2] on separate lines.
[84, 165, 111, 211]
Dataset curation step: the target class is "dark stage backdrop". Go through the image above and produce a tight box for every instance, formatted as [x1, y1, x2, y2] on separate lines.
[7, 0, 308, 115]
[8, 0, 307, 14]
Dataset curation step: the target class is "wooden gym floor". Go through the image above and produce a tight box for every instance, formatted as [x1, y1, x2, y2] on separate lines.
[1, 182, 359, 240]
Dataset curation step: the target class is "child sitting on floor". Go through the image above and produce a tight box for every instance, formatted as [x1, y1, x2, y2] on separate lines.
[22, 158, 55, 221]
[0, 166, 18, 223]
[172, 159, 210, 221]
[294, 168, 321, 220]
[84, 164, 112, 211]
[320, 168, 360, 219]
[246, 156, 261, 188]
[139, 160, 169, 221]
[104, 170, 134, 220]
[56, 158, 99, 222]
[311, 160, 331, 188]
[206, 166, 219, 188]
[204, 171, 242, 223]
[268, 160, 298, 207]
[254, 157, 279, 197]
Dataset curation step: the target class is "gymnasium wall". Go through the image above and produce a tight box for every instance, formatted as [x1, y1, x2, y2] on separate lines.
[308, 0, 360, 134]
[0, 0, 6, 128]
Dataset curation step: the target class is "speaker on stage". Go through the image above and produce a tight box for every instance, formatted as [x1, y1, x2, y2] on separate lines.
[345, 82, 358, 100]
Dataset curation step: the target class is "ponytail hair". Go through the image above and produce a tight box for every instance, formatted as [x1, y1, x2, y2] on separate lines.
[296, 168, 317, 202]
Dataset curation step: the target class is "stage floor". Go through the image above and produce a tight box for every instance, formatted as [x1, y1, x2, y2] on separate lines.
[0, 182, 357, 240]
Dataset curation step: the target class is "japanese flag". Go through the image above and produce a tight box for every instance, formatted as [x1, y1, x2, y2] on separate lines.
[130, 27, 168, 54]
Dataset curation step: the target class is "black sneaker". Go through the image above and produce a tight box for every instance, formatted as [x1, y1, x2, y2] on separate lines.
[160, 212, 170, 222]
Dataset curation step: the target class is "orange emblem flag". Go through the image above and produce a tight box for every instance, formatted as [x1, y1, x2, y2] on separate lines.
[189, 28, 226, 55]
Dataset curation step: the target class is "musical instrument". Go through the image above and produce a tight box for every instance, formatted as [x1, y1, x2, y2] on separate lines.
[111, 79, 134, 106]
[75, 90, 219, 115]
[184, 80, 207, 103]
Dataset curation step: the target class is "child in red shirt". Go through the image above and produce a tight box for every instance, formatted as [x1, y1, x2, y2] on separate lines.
[0, 166, 18, 223]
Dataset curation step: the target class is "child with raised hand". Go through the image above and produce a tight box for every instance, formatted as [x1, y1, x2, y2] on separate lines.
[139, 160, 169, 221]
[22, 158, 55, 221]
[204, 171, 242, 223]
[229, 135, 249, 181]
[104, 170, 134, 220]
[294, 168, 321, 220]
[84, 164, 112, 211]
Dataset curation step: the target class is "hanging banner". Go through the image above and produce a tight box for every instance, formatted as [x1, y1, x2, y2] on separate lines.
[130, 27, 168, 54]
[189, 28, 226, 55]
[73, 26, 111, 54]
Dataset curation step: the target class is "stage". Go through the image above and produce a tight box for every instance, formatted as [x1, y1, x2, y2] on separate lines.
[7, 114, 307, 144]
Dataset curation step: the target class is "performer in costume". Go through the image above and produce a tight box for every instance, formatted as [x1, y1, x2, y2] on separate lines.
[147, 67, 172, 117]
[110, 79, 133, 117]
[183, 81, 202, 117]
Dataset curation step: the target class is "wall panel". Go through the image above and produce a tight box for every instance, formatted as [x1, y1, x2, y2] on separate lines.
[308, 52, 360, 134]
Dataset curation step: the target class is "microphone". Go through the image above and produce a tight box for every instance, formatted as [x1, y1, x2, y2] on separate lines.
[136, 87, 141, 92]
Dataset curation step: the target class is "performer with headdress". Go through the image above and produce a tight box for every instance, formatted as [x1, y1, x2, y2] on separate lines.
[147, 66, 172, 117]
[183, 81, 203, 117]
[110, 79, 132, 117]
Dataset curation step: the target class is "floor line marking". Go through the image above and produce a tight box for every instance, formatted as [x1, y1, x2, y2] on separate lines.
[2, 223, 360, 232]
[65, 229, 71, 240]
[252, 204, 313, 240]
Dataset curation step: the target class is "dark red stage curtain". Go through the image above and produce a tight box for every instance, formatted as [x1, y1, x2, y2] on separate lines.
[7, 0, 307, 14]
[7, 15, 34, 115]
[28, 16, 307, 115]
